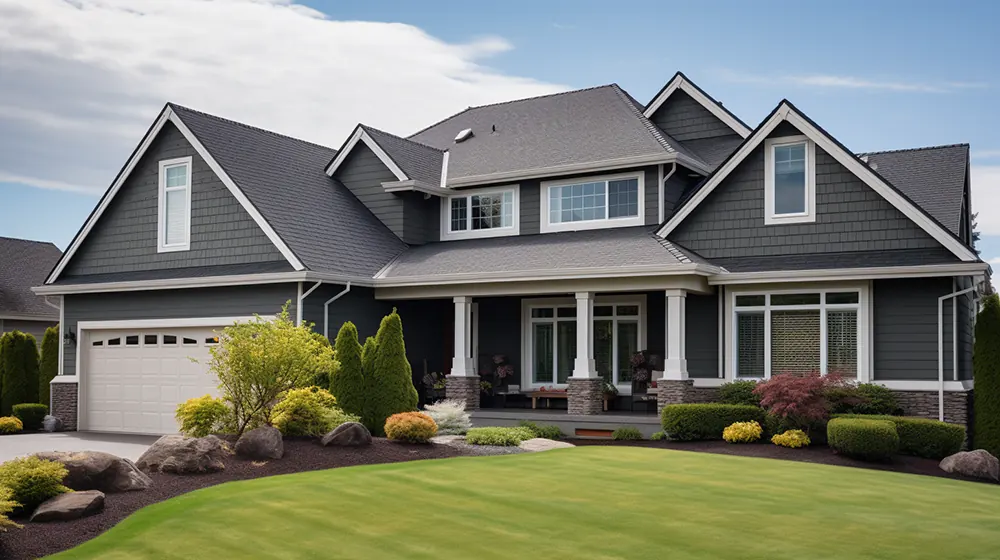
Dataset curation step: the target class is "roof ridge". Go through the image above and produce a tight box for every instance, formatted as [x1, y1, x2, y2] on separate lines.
[857, 143, 970, 157]
[610, 83, 677, 155]
[361, 124, 444, 152]
[168, 103, 336, 152]
[0, 236, 59, 247]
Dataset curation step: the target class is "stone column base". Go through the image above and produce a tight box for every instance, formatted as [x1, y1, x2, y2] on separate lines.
[445, 376, 480, 410]
[656, 379, 694, 413]
[893, 390, 970, 427]
[51, 382, 78, 431]
[567, 378, 603, 415]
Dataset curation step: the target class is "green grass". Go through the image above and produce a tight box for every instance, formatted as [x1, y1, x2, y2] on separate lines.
[52, 447, 1000, 560]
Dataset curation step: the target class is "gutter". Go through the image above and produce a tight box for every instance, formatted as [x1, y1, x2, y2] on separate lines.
[323, 282, 352, 339]
[297, 281, 324, 326]
[709, 263, 989, 285]
[32, 271, 376, 296]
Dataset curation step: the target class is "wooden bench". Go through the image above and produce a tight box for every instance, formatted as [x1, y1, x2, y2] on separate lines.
[529, 391, 611, 411]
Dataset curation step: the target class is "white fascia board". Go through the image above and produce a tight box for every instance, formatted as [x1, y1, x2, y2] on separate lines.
[373, 263, 718, 286]
[658, 103, 979, 262]
[709, 263, 989, 285]
[444, 153, 674, 188]
[33, 271, 376, 296]
[325, 127, 408, 181]
[77, 316, 259, 331]
[382, 179, 451, 196]
[643, 75, 751, 138]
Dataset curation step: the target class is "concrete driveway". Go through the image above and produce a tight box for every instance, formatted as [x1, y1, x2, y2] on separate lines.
[0, 432, 159, 462]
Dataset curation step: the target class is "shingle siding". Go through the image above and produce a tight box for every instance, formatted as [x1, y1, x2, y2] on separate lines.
[62, 122, 288, 277]
[334, 144, 405, 240]
[643, 167, 659, 226]
[648, 90, 737, 142]
[520, 180, 541, 235]
[873, 278, 955, 381]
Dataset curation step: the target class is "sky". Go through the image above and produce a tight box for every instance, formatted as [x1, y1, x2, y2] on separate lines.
[0, 0, 997, 266]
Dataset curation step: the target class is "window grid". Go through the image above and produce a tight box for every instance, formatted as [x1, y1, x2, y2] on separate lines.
[448, 190, 514, 233]
[547, 177, 639, 225]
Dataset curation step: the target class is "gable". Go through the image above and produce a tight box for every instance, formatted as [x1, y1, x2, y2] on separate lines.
[61, 122, 290, 279]
[648, 89, 742, 143]
[334, 143, 409, 242]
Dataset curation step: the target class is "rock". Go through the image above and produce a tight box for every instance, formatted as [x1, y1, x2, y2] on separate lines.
[429, 435, 465, 446]
[136, 435, 228, 474]
[30, 490, 105, 522]
[321, 422, 372, 447]
[518, 438, 576, 452]
[235, 426, 283, 460]
[42, 415, 64, 433]
[940, 449, 1000, 482]
[34, 451, 151, 493]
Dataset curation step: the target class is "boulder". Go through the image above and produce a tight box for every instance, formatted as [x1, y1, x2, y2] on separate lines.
[518, 438, 576, 452]
[30, 490, 105, 522]
[34, 451, 151, 492]
[42, 415, 64, 433]
[429, 435, 465, 446]
[321, 422, 372, 447]
[940, 449, 1000, 482]
[235, 426, 283, 460]
[136, 435, 228, 474]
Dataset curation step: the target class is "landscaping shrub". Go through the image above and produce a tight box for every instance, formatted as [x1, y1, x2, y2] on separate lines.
[834, 414, 965, 460]
[365, 310, 419, 436]
[612, 426, 643, 441]
[974, 293, 1000, 456]
[425, 400, 471, 435]
[718, 380, 761, 406]
[722, 421, 762, 443]
[660, 403, 765, 441]
[308, 333, 336, 389]
[0, 486, 20, 532]
[518, 420, 563, 440]
[39, 326, 59, 408]
[329, 322, 366, 419]
[466, 426, 534, 446]
[272, 386, 358, 437]
[12, 403, 47, 431]
[829, 383, 900, 416]
[0, 456, 70, 511]
[175, 395, 230, 437]
[384, 412, 437, 443]
[0, 331, 40, 416]
[754, 372, 847, 434]
[771, 429, 810, 448]
[650, 431, 667, 441]
[827, 417, 899, 461]
[0, 416, 23, 434]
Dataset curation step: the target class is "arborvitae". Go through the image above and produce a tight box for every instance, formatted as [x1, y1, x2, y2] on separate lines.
[329, 322, 366, 419]
[366, 311, 418, 436]
[39, 326, 59, 407]
[0, 331, 40, 415]
[974, 294, 1000, 455]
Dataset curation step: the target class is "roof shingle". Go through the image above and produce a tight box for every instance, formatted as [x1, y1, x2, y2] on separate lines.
[360, 125, 443, 186]
[0, 237, 61, 317]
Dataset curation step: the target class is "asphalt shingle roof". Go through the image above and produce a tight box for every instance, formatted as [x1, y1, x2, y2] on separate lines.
[0, 237, 61, 317]
[360, 125, 443, 186]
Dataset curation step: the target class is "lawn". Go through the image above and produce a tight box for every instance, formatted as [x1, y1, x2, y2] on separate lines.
[52, 447, 1000, 560]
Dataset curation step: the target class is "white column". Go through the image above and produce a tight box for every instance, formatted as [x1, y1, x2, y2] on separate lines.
[451, 296, 475, 376]
[662, 289, 688, 380]
[571, 292, 598, 378]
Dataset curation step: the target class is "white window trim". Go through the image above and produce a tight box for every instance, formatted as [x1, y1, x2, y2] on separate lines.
[725, 283, 870, 382]
[157, 156, 193, 252]
[764, 135, 816, 225]
[440, 185, 520, 240]
[540, 172, 645, 233]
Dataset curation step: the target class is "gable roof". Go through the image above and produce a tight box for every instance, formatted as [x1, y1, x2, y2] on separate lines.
[325, 124, 447, 194]
[643, 72, 752, 139]
[657, 100, 979, 262]
[0, 237, 61, 318]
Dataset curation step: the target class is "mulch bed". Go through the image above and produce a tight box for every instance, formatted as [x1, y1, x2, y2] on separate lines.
[0, 439, 466, 560]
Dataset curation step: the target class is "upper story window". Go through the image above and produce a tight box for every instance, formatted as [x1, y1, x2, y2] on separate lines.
[541, 173, 644, 233]
[764, 136, 815, 225]
[441, 186, 519, 240]
[157, 157, 192, 252]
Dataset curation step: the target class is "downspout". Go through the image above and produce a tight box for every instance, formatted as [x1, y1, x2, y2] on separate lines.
[660, 162, 677, 223]
[939, 285, 977, 421]
[297, 281, 323, 326]
[323, 282, 352, 340]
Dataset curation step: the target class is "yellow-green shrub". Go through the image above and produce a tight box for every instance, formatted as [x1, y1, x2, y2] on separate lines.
[271, 386, 357, 437]
[384, 412, 437, 443]
[0, 456, 70, 511]
[175, 395, 229, 437]
[0, 416, 23, 434]
[466, 426, 534, 446]
[772, 429, 811, 448]
[723, 421, 762, 443]
[0, 486, 21, 532]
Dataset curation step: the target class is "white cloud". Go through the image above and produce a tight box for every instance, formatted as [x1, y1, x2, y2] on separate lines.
[0, 0, 567, 194]
[972, 150, 1000, 160]
[715, 69, 985, 93]
[989, 257, 1000, 265]
[972, 165, 1000, 235]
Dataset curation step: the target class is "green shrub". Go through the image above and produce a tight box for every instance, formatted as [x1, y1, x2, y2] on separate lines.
[0, 486, 20, 532]
[650, 431, 667, 441]
[718, 380, 761, 406]
[271, 386, 358, 437]
[39, 326, 59, 408]
[612, 426, 643, 441]
[0, 331, 40, 416]
[827, 417, 899, 461]
[833, 414, 965, 459]
[829, 384, 900, 416]
[974, 293, 1000, 456]
[0, 456, 70, 511]
[175, 395, 230, 437]
[661, 404, 766, 441]
[466, 426, 534, 446]
[0, 416, 23, 434]
[329, 322, 366, 420]
[518, 420, 563, 440]
[12, 403, 47, 431]
[365, 311, 419, 436]
[384, 411, 437, 443]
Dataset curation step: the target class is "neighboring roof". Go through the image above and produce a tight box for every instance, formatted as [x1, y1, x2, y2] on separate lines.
[714, 247, 961, 273]
[0, 237, 61, 318]
[859, 144, 969, 236]
[360, 126, 444, 187]
[643, 72, 752, 138]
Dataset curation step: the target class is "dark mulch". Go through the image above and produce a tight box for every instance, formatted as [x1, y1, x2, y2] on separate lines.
[0, 439, 465, 560]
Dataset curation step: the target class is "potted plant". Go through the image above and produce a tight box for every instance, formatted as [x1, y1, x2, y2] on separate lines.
[630, 351, 652, 393]
[493, 354, 514, 393]
[421, 372, 447, 402]
[479, 380, 495, 408]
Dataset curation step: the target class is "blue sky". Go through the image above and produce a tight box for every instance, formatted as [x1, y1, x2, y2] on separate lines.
[2, 0, 997, 263]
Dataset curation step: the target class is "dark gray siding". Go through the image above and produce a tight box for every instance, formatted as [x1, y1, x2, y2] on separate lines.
[686, 292, 719, 378]
[401, 192, 440, 245]
[663, 172, 696, 219]
[520, 180, 541, 235]
[671, 124, 947, 259]
[0, 319, 56, 347]
[643, 167, 659, 226]
[63, 122, 288, 277]
[649, 90, 739, 142]
[874, 278, 955, 381]
[334, 144, 405, 240]
[63, 284, 298, 376]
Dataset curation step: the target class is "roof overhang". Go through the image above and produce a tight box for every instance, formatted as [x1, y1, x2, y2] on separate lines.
[33, 271, 375, 296]
[644, 72, 752, 138]
[325, 126, 408, 180]
[709, 262, 989, 285]
[382, 179, 451, 197]
[0, 313, 58, 321]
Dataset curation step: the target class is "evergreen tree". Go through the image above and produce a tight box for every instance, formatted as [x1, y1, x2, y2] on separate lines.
[329, 322, 366, 419]
[366, 310, 418, 436]
[974, 294, 1000, 455]
[0, 331, 40, 415]
[39, 326, 59, 407]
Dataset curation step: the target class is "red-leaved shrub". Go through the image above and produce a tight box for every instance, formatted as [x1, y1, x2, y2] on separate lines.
[753, 372, 849, 431]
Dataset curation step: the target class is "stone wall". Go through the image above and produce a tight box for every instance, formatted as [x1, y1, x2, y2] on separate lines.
[894, 390, 970, 426]
[654, 381, 721, 412]
[445, 376, 480, 410]
[567, 378, 603, 415]
[50, 382, 78, 431]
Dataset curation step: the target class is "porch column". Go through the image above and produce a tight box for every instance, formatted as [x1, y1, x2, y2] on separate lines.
[658, 289, 691, 412]
[568, 292, 603, 415]
[446, 296, 479, 409]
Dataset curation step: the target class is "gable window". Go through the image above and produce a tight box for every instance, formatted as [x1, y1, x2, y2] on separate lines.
[442, 186, 519, 240]
[541, 173, 644, 232]
[764, 136, 815, 225]
[158, 156, 192, 252]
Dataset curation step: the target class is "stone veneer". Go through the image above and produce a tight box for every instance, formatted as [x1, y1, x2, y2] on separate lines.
[567, 378, 604, 415]
[445, 376, 480, 410]
[50, 382, 78, 431]
[893, 390, 970, 426]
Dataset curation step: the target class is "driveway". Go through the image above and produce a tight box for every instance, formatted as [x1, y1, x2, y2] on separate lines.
[0, 432, 159, 462]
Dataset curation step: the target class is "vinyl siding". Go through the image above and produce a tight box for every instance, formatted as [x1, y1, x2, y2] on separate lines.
[62, 122, 288, 277]
[334, 144, 405, 240]
[873, 278, 955, 381]
[401, 192, 440, 245]
[648, 90, 739, 142]
[520, 180, 541, 235]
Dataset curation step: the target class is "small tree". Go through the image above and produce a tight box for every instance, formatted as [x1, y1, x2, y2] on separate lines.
[208, 304, 337, 437]
[329, 322, 366, 419]
[365, 310, 418, 436]
[39, 326, 59, 407]
[974, 294, 1000, 455]
[753, 372, 846, 434]
[0, 331, 40, 416]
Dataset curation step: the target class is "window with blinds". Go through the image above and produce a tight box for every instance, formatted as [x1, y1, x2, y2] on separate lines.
[158, 157, 192, 252]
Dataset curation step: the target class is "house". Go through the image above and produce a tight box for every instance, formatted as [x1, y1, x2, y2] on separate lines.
[33, 72, 987, 435]
[1, 237, 61, 345]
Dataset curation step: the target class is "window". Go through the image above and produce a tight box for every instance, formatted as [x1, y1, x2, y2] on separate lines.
[528, 305, 576, 385]
[764, 136, 815, 225]
[542, 173, 644, 232]
[158, 157, 192, 252]
[143, 334, 158, 346]
[163, 335, 178, 345]
[125, 335, 139, 346]
[443, 187, 518, 239]
[594, 304, 641, 386]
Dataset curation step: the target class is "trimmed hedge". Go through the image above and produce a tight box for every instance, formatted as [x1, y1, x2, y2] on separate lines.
[661, 404, 766, 441]
[718, 380, 761, 406]
[466, 426, 534, 446]
[833, 414, 965, 459]
[974, 293, 1000, 456]
[12, 403, 47, 431]
[827, 417, 899, 461]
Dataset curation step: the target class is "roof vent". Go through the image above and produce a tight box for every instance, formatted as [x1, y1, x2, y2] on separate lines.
[454, 128, 474, 143]
[860, 155, 869, 163]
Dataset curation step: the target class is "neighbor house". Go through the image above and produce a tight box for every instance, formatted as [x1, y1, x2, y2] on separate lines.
[34, 72, 988, 435]
[1, 236, 61, 345]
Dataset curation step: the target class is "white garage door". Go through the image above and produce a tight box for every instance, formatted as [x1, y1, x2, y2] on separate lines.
[84, 327, 223, 434]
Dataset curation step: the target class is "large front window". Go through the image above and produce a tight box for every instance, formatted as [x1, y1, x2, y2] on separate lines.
[443, 187, 518, 239]
[541, 173, 643, 232]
